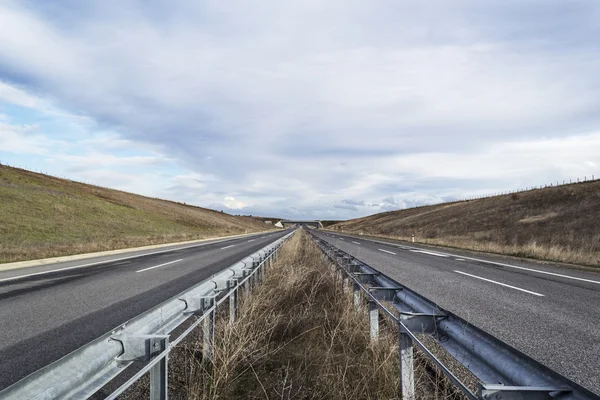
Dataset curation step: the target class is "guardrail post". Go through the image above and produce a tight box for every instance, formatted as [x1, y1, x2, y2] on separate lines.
[242, 269, 252, 293]
[252, 267, 258, 287]
[369, 300, 379, 341]
[259, 258, 266, 282]
[398, 324, 415, 400]
[353, 282, 361, 310]
[228, 280, 238, 323]
[203, 305, 215, 364]
[149, 337, 169, 400]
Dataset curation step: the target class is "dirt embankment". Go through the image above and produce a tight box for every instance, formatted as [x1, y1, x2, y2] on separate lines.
[0, 165, 271, 263]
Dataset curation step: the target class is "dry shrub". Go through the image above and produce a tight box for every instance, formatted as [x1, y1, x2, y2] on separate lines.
[163, 231, 464, 400]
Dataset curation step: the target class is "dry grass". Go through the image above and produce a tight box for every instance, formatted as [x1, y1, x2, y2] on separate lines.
[0, 165, 271, 263]
[330, 181, 600, 267]
[157, 231, 464, 400]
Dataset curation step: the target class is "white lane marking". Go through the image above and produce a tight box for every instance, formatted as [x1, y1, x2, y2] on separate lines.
[378, 249, 397, 255]
[136, 259, 183, 273]
[359, 237, 600, 286]
[247, 239, 255, 242]
[221, 245, 235, 250]
[352, 241, 361, 245]
[410, 250, 449, 258]
[454, 270, 544, 297]
[446, 254, 600, 285]
[340, 238, 345, 241]
[0, 247, 203, 282]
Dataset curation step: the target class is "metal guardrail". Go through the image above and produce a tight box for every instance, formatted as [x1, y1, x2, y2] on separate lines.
[307, 231, 600, 400]
[0, 230, 295, 400]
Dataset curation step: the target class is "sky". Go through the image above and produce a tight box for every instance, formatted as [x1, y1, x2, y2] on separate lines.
[1, 0, 599, 220]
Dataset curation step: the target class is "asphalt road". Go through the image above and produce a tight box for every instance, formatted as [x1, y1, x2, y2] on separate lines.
[312, 230, 600, 394]
[0, 230, 290, 390]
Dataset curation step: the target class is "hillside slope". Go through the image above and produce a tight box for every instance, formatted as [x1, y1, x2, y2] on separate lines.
[0, 165, 271, 263]
[330, 180, 600, 267]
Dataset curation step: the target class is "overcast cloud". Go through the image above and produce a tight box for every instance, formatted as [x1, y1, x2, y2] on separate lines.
[1, 1, 599, 219]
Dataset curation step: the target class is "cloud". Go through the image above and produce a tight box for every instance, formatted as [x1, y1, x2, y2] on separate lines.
[342, 199, 365, 206]
[223, 196, 247, 210]
[0, 81, 39, 108]
[0, 1, 599, 219]
[333, 203, 358, 211]
[0, 122, 60, 155]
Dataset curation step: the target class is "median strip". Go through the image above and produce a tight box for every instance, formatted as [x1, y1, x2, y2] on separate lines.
[135, 259, 183, 273]
[163, 231, 403, 399]
[454, 270, 544, 297]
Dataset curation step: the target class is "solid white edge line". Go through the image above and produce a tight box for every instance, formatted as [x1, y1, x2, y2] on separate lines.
[352, 241, 361, 245]
[378, 249, 397, 255]
[136, 259, 183, 273]
[454, 270, 544, 297]
[221, 245, 235, 250]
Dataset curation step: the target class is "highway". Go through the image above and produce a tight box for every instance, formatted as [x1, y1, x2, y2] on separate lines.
[312, 230, 600, 394]
[0, 230, 290, 390]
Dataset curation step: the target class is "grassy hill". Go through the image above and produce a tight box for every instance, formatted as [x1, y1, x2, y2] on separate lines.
[0, 165, 272, 263]
[329, 180, 600, 267]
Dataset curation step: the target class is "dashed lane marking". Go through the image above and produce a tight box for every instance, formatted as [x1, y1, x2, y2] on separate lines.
[136, 259, 183, 273]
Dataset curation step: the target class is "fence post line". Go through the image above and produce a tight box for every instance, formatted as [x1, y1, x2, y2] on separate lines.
[369, 300, 379, 341]
[149, 337, 169, 400]
[203, 308, 215, 363]
[398, 324, 415, 400]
